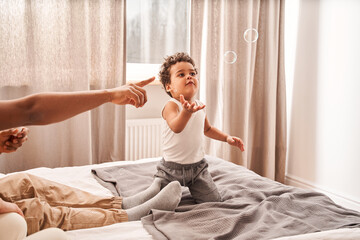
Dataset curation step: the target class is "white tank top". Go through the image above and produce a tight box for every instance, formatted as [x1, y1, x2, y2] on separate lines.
[162, 98, 205, 164]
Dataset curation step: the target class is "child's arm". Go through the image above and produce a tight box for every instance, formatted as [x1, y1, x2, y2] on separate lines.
[204, 116, 245, 151]
[163, 95, 205, 133]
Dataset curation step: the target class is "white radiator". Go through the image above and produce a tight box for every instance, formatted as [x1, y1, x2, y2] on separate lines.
[125, 118, 163, 161]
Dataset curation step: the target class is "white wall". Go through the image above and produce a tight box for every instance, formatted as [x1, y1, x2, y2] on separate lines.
[286, 0, 360, 211]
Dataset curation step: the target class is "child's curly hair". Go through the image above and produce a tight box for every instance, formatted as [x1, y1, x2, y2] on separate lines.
[159, 52, 198, 97]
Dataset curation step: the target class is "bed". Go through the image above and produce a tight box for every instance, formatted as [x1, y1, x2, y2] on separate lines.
[1, 155, 360, 240]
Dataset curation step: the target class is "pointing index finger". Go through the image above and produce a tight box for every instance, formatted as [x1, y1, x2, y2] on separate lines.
[134, 77, 155, 87]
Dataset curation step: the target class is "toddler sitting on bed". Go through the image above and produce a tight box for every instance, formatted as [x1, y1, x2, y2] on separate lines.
[153, 52, 245, 203]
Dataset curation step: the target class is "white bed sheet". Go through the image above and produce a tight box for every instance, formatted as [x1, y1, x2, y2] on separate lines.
[1, 157, 359, 240]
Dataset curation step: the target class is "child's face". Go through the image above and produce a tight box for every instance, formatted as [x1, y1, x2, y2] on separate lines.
[166, 61, 198, 101]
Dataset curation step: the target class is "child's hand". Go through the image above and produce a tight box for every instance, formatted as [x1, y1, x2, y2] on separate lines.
[0, 127, 29, 154]
[180, 95, 205, 113]
[226, 136, 245, 152]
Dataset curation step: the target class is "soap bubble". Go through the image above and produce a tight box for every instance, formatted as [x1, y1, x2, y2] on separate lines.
[244, 28, 259, 43]
[224, 51, 237, 64]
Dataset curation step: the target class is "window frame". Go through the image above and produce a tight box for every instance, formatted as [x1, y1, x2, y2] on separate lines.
[125, 0, 191, 85]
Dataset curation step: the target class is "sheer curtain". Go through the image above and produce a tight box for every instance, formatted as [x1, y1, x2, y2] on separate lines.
[191, 0, 286, 182]
[0, 0, 126, 173]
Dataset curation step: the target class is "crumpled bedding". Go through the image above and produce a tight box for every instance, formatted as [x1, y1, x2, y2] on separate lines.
[92, 155, 360, 240]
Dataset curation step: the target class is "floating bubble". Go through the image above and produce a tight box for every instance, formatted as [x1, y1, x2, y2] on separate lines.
[243, 28, 259, 43]
[224, 51, 237, 64]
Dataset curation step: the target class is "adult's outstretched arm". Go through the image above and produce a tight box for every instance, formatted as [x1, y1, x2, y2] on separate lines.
[0, 77, 154, 131]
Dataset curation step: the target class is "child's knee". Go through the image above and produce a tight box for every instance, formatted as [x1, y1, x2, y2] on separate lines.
[0, 212, 27, 240]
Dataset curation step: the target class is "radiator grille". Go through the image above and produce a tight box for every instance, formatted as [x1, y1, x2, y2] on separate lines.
[125, 118, 163, 160]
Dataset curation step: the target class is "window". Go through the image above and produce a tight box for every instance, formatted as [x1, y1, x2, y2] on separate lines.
[126, 0, 190, 83]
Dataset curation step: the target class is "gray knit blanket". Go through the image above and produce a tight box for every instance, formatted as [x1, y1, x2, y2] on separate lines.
[92, 155, 360, 240]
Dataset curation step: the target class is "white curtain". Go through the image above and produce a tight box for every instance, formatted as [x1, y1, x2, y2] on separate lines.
[0, 0, 126, 173]
[191, 0, 287, 182]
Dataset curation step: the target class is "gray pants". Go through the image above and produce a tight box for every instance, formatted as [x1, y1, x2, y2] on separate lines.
[155, 158, 222, 203]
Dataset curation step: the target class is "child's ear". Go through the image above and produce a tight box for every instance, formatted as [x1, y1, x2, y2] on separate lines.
[165, 84, 171, 92]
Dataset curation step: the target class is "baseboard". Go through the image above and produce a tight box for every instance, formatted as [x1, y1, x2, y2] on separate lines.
[285, 174, 360, 212]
